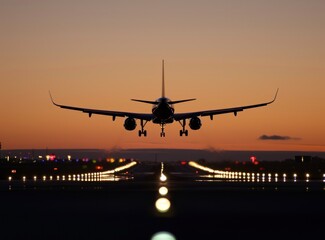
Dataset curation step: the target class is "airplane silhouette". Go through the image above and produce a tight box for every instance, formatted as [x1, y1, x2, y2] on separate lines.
[50, 60, 278, 137]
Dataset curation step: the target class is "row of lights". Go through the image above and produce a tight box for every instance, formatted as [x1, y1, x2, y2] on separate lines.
[155, 162, 171, 213]
[151, 162, 176, 240]
[7, 161, 137, 182]
[188, 161, 323, 182]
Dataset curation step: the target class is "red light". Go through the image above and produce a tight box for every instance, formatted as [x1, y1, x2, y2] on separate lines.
[250, 156, 257, 164]
[53, 168, 58, 171]
[49, 154, 56, 161]
[95, 165, 103, 170]
[11, 169, 16, 174]
[181, 161, 187, 165]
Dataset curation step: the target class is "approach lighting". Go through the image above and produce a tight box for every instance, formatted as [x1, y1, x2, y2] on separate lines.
[155, 197, 171, 213]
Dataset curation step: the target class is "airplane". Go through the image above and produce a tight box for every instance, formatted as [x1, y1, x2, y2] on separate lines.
[50, 60, 278, 137]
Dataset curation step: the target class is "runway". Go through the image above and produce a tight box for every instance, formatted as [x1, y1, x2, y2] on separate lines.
[1, 161, 325, 240]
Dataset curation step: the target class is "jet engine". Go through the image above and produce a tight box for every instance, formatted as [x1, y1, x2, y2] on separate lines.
[124, 117, 137, 131]
[189, 117, 202, 130]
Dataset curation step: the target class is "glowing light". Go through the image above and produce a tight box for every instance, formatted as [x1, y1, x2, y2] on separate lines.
[151, 231, 176, 240]
[22, 176, 26, 182]
[155, 198, 171, 213]
[34, 176, 37, 181]
[160, 173, 167, 182]
[293, 173, 297, 182]
[48, 154, 56, 161]
[67, 155, 71, 161]
[8, 176, 12, 181]
[104, 161, 136, 175]
[159, 186, 168, 196]
[43, 176, 46, 181]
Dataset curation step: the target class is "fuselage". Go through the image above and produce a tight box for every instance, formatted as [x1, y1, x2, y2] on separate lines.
[152, 97, 174, 124]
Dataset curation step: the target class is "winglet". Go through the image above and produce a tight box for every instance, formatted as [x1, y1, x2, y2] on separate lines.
[269, 88, 279, 104]
[49, 91, 59, 107]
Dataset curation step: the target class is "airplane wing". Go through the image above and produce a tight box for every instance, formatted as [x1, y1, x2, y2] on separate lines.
[174, 89, 278, 121]
[49, 92, 153, 121]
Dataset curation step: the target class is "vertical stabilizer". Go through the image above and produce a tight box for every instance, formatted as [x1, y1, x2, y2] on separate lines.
[162, 60, 165, 98]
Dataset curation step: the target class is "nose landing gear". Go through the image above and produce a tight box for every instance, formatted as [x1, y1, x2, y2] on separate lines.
[160, 123, 166, 137]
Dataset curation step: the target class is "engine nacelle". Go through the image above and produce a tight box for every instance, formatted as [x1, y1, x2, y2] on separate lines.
[189, 117, 202, 130]
[124, 117, 137, 131]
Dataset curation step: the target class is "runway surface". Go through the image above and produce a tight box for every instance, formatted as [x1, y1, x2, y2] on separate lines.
[1, 161, 325, 240]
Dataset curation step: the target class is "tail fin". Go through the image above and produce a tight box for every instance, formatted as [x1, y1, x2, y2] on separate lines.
[131, 60, 196, 105]
[162, 59, 165, 98]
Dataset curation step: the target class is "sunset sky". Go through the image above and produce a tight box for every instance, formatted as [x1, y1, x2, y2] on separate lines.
[1, 1, 324, 151]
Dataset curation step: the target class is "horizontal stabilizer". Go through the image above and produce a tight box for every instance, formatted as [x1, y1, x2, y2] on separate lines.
[131, 99, 157, 104]
[169, 98, 196, 104]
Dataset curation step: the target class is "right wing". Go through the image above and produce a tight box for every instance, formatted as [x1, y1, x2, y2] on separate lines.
[174, 89, 279, 121]
[49, 92, 153, 121]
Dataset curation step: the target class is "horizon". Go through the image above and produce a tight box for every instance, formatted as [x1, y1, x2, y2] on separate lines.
[2, 148, 325, 162]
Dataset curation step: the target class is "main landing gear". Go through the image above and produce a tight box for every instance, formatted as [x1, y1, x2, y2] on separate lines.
[160, 123, 166, 137]
[138, 119, 148, 137]
[179, 119, 188, 136]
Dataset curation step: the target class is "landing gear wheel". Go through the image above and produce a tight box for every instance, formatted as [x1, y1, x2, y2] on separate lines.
[160, 132, 165, 137]
[180, 129, 189, 137]
[138, 130, 147, 137]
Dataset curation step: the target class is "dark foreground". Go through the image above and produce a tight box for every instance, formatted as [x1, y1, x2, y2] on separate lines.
[1, 162, 325, 240]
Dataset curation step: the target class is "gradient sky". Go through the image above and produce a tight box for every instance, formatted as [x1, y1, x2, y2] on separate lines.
[1, 0, 324, 151]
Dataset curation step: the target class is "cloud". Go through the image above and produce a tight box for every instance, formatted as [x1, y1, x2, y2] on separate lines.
[258, 134, 300, 141]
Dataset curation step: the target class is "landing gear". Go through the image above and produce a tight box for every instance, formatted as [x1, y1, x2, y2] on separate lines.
[179, 119, 189, 136]
[138, 129, 147, 137]
[138, 119, 148, 137]
[180, 129, 188, 136]
[160, 123, 166, 137]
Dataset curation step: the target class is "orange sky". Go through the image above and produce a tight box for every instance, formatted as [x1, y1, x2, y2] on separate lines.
[1, 1, 324, 151]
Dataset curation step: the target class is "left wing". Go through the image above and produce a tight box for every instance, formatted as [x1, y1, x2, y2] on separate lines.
[49, 92, 153, 121]
[174, 89, 278, 121]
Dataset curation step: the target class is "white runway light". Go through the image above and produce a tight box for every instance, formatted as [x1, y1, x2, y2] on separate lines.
[160, 173, 167, 182]
[155, 197, 171, 213]
[151, 231, 176, 240]
[158, 186, 168, 196]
